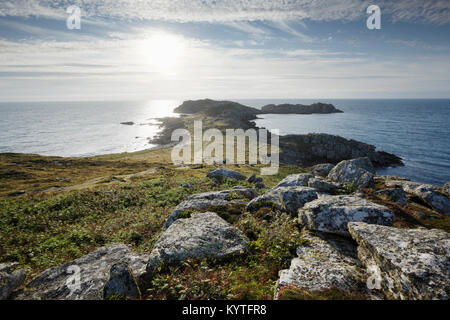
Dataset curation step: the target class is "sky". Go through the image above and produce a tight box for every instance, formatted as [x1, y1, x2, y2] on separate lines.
[0, 0, 449, 101]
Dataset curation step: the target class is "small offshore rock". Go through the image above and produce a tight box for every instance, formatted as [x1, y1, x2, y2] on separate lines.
[147, 212, 248, 273]
[206, 168, 246, 181]
[348, 222, 450, 300]
[311, 163, 335, 177]
[375, 188, 407, 206]
[298, 195, 394, 236]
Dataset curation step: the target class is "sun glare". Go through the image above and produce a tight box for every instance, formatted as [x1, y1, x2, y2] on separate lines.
[141, 33, 185, 72]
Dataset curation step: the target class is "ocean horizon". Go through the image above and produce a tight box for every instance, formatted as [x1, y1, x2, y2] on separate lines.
[1, 98, 449, 185]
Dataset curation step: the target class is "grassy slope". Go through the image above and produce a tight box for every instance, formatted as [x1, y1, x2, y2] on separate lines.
[1, 147, 449, 300]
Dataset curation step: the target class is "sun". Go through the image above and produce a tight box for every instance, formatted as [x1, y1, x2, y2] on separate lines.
[141, 33, 185, 72]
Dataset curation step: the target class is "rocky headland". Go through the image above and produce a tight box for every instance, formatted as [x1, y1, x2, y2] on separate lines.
[1, 99, 448, 301]
[152, 99, 403, 168]
[1, 153, 449, 300]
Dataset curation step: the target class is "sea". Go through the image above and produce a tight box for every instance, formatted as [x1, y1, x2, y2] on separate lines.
[1, 99, 449, 186]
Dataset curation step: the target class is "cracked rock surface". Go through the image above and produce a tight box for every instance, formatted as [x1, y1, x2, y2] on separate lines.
[348, 222, 450, 300]
[148, 212, 248, 273]
[298, 195, 394, 236]
[275, 231, 365, 299]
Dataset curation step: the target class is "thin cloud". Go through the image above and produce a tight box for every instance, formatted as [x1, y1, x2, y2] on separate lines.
[1, 0, 449, 24]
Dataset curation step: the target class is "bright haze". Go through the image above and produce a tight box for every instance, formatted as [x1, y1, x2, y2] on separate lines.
[0, 0, 449, 101]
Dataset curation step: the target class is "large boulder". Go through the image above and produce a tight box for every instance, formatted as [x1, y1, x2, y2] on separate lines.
[274, 173, 313, 188]
[375, 188, 407, 206]
[327, 158, 375, 189]
[147, 212, 248, 273]
[276, 232, 365, 299]
[311, 163, 335, 177]
[298, 195, 394, 236]
[348, 222, 450, 300]
[16, 244, 148, 300]
[206, 168, 246, 181]
[0, 263, 27, 300]
[165, 187, 257, 228]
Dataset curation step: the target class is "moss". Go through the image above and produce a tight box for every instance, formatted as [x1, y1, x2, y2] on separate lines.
[278, 286, 368, 300]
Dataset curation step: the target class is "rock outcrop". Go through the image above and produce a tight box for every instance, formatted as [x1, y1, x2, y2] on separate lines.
[444, 182, 450, 197]
[279, 134, 403, 168]
[311, 163, 335, 177]
[164, 187, 257, 228]
[348, 222, 450, 300]
[327, 158, 375, 189]
[385, 179, 450, 215]
[261, 102, 343, 114]
[207, 168, 246, 181]
[147, 212, 248, 273]
[0, 263, 27, 300]
[16, 244, 148, 300]
[277, 187, 318, 216]
[275, 173, 313, 188]
[298, 195, 394, 236]
[245, 185, 317, 215]
[276, 232, 365, 299]
[307, 177, 339, 193]
[375, 188, 408, 206]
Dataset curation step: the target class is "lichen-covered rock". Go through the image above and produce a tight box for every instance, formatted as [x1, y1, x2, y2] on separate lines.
[0, 263, 27, 300]
[206, 168, 246, 180]
[443, 182, 450, 197]
[298, 195, 394, 236]
[103, 262, 140, 300]
[311, 163, 335, 177]
[275, 232, 365, 299]
[165, 187, 257, 228]
[16, 244, 147, 300]
[348, 222, 450, 300]
[245, 186, 317, 214]
[274, 173, 313, 188]
[147, 212, 248, 273]
[375, 188, 407, 206]
[277, 187, 318, 216]
[307, 177, 339, 193]
[245, 188, 283, 212]
[327, 158, 375, 189]
[385, 180, 450, 215]
[414, 185, 450, 216]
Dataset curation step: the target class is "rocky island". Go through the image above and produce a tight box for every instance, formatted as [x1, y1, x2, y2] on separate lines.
[0, 99, 448, 301]
[261, 102, 343, 114]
